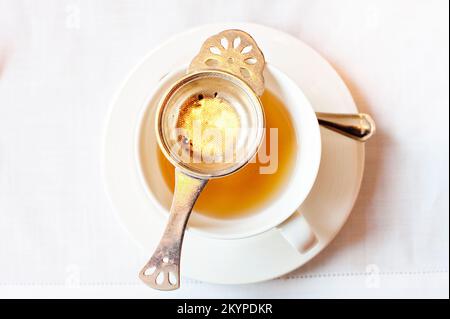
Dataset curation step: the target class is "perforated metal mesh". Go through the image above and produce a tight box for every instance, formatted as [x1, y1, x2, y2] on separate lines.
[156, 71, 264, 179]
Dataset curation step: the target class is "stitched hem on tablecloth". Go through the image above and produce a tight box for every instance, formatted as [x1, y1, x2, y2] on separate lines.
[0, 269, 448, 286]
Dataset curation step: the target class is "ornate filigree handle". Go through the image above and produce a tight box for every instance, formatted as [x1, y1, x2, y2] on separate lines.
[139, 170, 207, 290]
[188, 29, 266, 96]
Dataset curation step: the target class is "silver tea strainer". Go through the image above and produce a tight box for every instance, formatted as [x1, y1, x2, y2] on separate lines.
[139, 30, 267, 290]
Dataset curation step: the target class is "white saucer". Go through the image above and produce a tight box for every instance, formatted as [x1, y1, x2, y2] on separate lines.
[102, 23, 365, 284]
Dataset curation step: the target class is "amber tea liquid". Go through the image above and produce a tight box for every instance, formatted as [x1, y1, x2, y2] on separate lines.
[157, 90, 297, 218]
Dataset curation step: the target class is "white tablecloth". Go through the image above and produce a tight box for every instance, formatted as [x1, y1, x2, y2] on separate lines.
[0, 0, 448, 298]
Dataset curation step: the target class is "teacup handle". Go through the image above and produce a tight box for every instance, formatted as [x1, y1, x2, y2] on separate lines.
[277, 211, 318, 253]
[139, 169, 207, 290]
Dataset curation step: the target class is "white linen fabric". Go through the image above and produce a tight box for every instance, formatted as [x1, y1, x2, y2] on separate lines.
[0, 0, 448, 298]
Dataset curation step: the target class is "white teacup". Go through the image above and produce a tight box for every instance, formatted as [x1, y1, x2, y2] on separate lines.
[136, 64, 321, 252]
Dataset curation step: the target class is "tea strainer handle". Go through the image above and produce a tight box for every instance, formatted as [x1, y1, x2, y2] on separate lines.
[139, 170, 207, 290]
[188, 29, 266, 96]
[316, 112, 376, 142]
